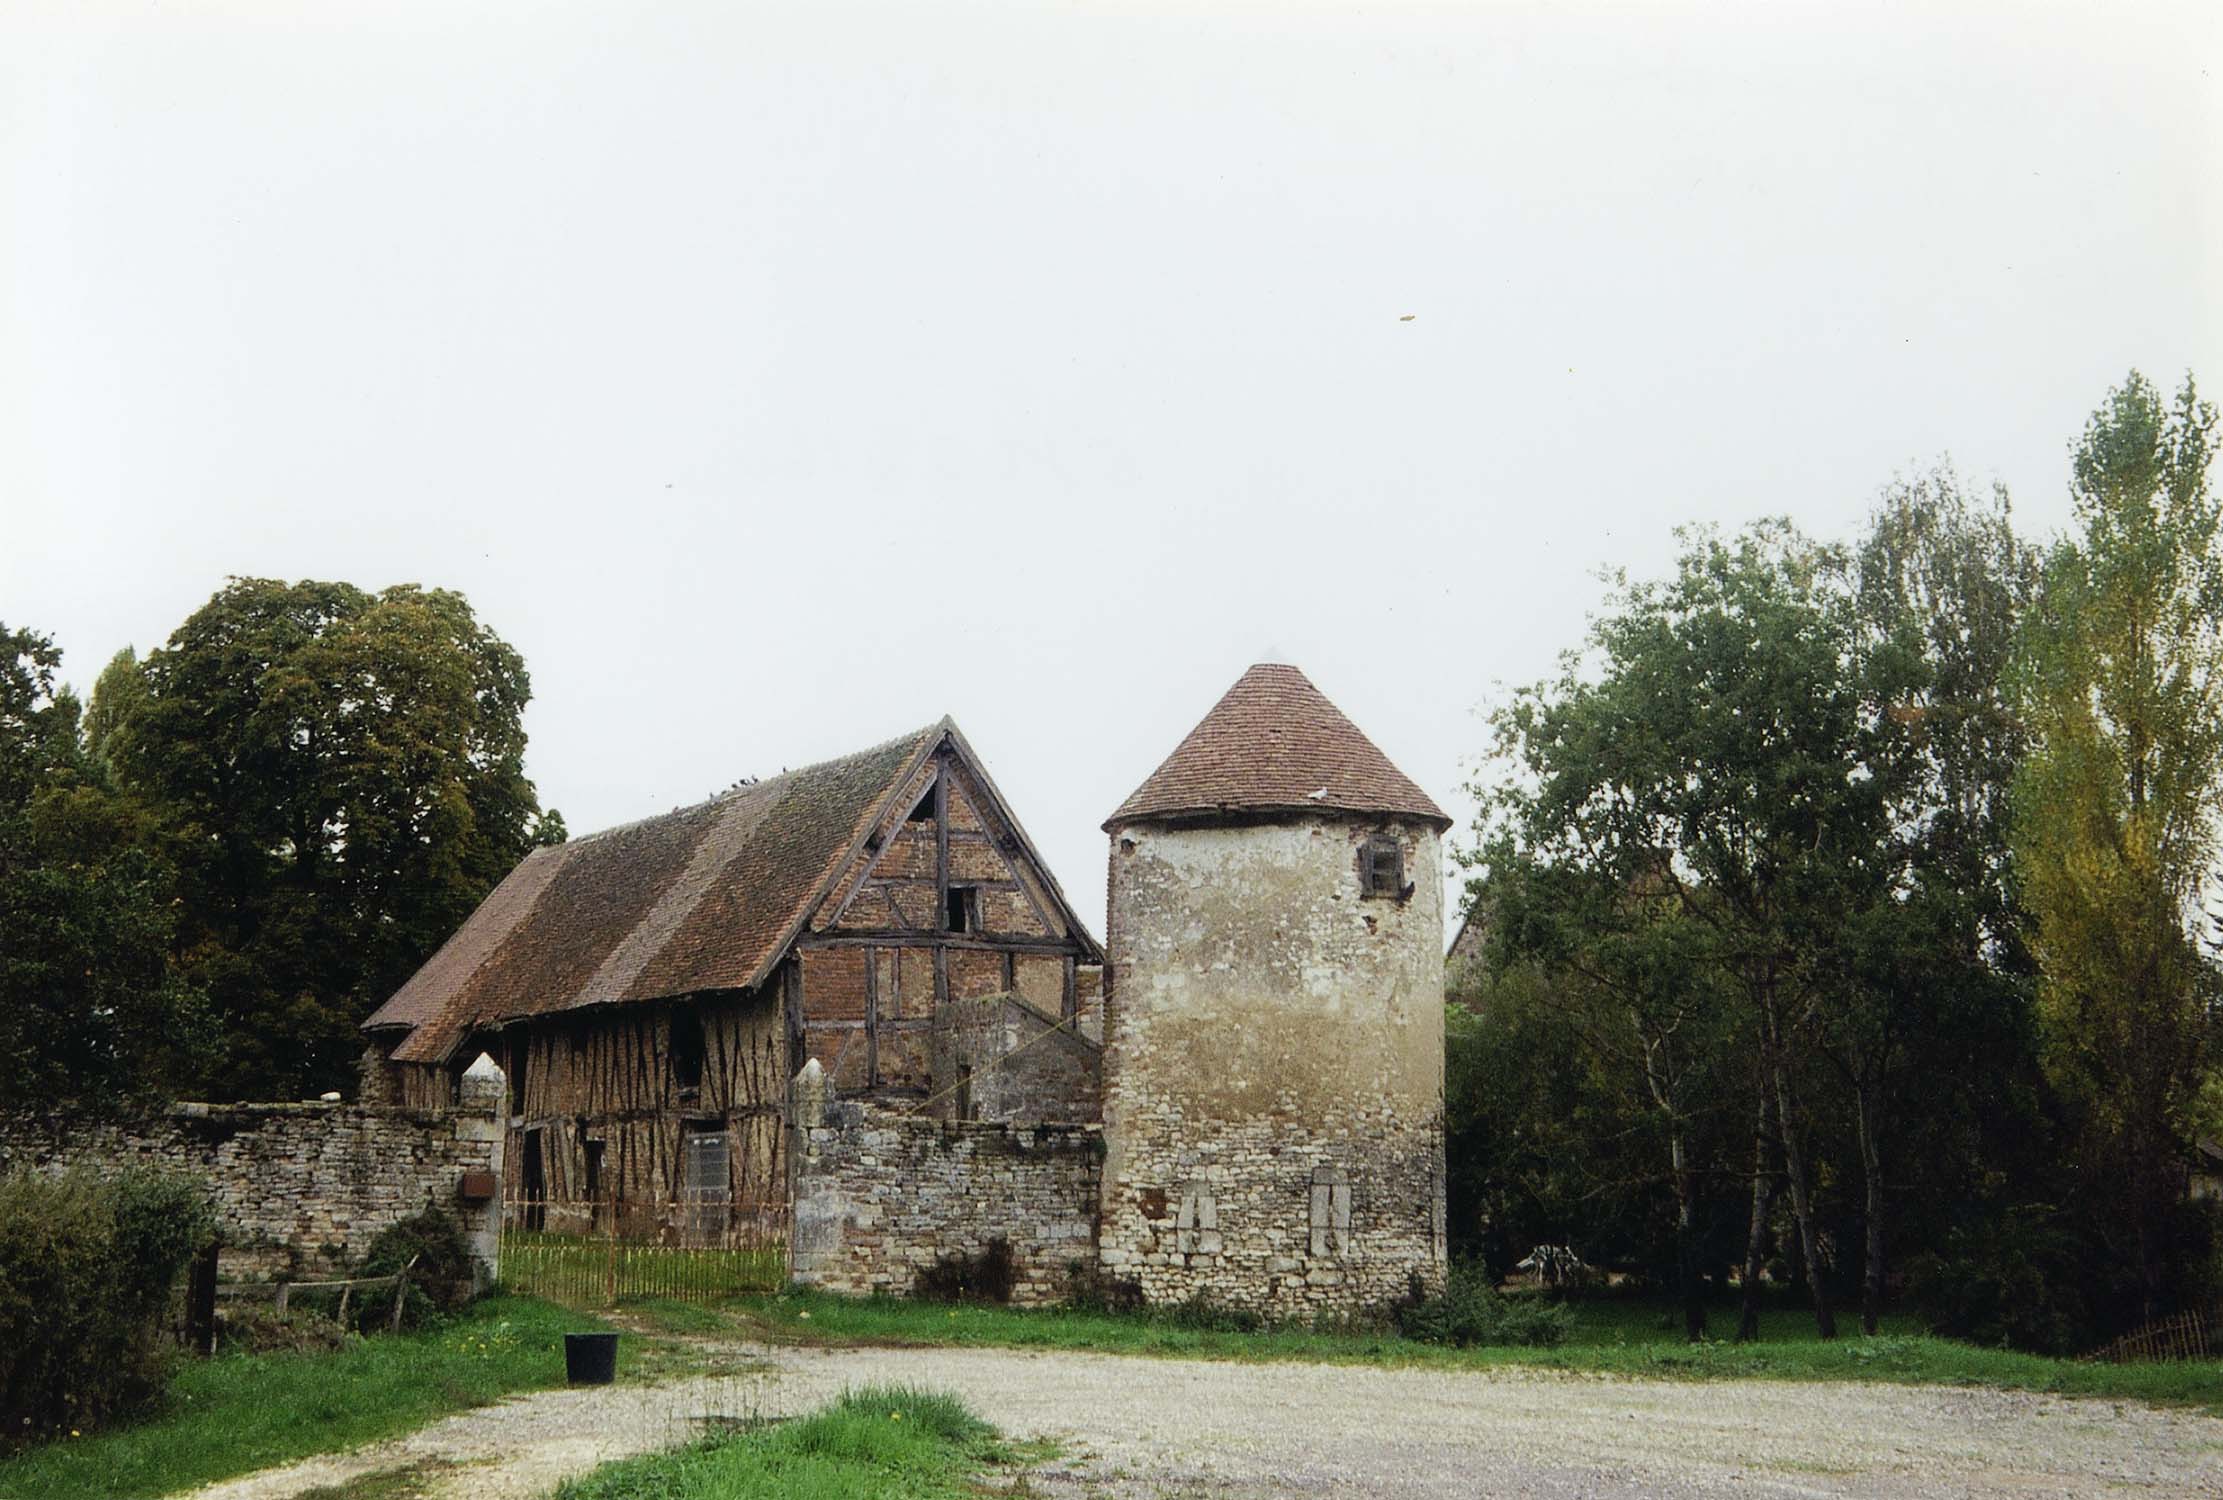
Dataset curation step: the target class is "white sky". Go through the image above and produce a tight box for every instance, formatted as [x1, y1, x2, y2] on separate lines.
[5, 0, 2219, 946]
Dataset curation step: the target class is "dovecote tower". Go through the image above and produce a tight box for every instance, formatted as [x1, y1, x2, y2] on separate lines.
[1097, 664, 1449, 1315]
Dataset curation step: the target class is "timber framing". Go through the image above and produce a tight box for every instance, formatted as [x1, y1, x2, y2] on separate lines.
[362, 718, 1103, 1229]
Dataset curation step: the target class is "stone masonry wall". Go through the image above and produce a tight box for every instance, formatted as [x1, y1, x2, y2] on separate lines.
[788, 1061, 1101, 1305]
[927, 992, 1101, 1124]
[1099, 815, 1448, 1318]
[0, 1070, 505, 1283]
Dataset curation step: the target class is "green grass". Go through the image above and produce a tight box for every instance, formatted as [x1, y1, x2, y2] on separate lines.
[0, 1296, 635, 1500]
[552, 1386, 1011, 1500]
[717, 1289, 2223, 1414]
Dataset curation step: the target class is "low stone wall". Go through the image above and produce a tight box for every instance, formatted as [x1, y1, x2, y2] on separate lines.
[788, 1061, 1101, 1305]
[0, 1065, 505, 1282]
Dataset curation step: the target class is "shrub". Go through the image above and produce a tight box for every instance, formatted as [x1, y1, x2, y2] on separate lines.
[1396, 1262, 1570, 1348]
[1905, 1205, 2093, 1355]
[357, 1207, 475, 1330]
[0, 1167, 216, 1446]
[217, 1302, 354, 1356]
[1062, 1263, 1143, 1315]
[913, 1238, 1017, 1303]
[1155, 1293, 1263, 1333]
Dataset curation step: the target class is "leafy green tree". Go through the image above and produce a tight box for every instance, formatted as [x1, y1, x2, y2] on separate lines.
[0, 624, 207, 1116]
[1482, 522, 1934, 1339]
[112, 580, 552, 1099]
[1825, 468, 2041, 1332]
[81, 647, 149, 772]
[2011, 370, 2223, 1319]
[1468, 862, 1740, 1340]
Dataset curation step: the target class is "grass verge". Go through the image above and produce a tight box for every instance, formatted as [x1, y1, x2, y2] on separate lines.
[551, 1385, 1013, 1500]
[0, 1296, 629, 1500]
[721, 1290, 2223, 1414]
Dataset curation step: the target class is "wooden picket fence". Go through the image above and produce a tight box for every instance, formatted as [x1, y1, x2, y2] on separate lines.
[499, 1200, 789, 1308]
[2087, 1309, 2214, 1364]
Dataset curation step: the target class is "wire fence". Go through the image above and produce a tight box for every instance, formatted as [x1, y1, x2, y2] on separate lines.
[499, 1201, 789, 1307]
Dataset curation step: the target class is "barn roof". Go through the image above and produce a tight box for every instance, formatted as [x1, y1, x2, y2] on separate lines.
[1105, 663, 1450, 832]
[367, 722, 944, 1064]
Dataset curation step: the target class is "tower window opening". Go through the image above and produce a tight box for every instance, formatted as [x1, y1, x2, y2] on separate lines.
[906, 788, 936, 824]
[1359, 835, 1405, 901]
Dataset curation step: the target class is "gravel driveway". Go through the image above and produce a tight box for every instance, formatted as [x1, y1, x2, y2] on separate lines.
[185, 1342, 2223, 1500]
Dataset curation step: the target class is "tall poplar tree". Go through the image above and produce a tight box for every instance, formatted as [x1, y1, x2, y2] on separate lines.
[2012, 370, 2223, 1318]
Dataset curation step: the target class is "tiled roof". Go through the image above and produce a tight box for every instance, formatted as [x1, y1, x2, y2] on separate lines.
[1105, 663, 1450, 832]
[368, 724, 940, 1064]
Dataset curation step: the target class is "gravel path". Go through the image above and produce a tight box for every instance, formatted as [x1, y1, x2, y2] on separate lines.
[185, 1342, 2223, 1500]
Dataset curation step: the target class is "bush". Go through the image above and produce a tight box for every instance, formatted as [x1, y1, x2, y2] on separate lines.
[357, 1207, 475, 1330]
[217, 1302, 354, 1356]
[1905, 1204, 2093, 1355]
[913, 1238, 1017, 1304]
[1155, 1293, 1263, 1333]
[0, 1167, 216, 1446]
[1062, 1263, 1142, 1315]
[1396, 1262, 1570, 1348]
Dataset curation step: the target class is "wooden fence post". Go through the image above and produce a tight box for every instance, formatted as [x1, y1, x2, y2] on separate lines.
[185, 1243, 219, 1356]
[391, 1254, 419, 1333]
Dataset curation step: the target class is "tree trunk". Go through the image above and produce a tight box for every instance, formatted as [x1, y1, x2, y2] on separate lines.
[1737, 1085, 1776, 1342]
[1770, 1051, 1838, 1340]
[1855, 1083, 1885, 1337]
[1671, 1130, 1706, 1342]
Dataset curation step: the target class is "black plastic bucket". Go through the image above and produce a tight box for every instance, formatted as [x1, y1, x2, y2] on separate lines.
[564, 1331, 618, 1385]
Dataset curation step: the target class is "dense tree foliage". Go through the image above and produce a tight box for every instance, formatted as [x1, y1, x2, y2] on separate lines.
[4, 581, 553, 1109]
[1457, 373, 2223, 1351]
[101, 579, 556, 1099]
[0, 625, 207, 1118]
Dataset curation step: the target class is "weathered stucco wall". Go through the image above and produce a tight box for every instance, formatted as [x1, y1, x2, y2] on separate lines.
[0, 1067, 505, 1283]
[788, 1062, 1101, 1304]
[1099, 815, 1447, 1316]
[927, 992, 1101, 1124]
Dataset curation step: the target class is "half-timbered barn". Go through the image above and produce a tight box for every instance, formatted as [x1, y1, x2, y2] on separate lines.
[360, 719, 1103, 1236]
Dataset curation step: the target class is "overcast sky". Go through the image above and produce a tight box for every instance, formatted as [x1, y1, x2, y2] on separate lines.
[6, 0, 2219, 945]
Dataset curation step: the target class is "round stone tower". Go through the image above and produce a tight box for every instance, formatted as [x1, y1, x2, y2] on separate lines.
[1098, 663, 1449, 1317]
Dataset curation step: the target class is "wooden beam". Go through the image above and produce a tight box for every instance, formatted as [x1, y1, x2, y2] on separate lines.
[933, 758, 952, 1010]
[796, 931, 1087, 955]
[863, 948, 879, 1088]
[933, 759, 950, 930]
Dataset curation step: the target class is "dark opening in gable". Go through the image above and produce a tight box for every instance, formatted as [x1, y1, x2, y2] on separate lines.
[945, 885, 980, 933]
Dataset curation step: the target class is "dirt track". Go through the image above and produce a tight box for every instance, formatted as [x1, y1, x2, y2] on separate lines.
[184, 1341, 2223, 1499]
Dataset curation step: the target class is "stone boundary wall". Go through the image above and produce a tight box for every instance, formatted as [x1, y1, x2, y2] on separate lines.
[0, 1063, 505, 1282]
[788, 1061, 1101, 1305]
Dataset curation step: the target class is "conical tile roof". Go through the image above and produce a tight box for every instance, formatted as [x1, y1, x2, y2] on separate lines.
[1105, 663, 1449, 832]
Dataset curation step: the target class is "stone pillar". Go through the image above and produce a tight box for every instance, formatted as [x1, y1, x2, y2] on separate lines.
[455, 1053, 507, 1288]
[788, 1059, 840, 1284]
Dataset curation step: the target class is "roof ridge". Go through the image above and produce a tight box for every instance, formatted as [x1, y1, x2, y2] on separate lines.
[560, 722, 946, 846]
